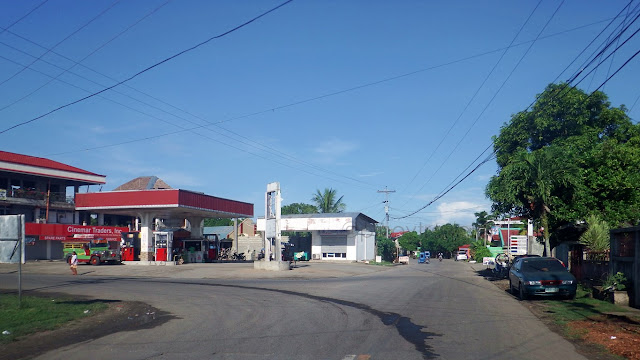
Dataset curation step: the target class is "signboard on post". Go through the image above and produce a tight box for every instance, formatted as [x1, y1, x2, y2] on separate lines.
[509, 235, 528, 255]
[0, 215, 25, 263]
[0, 214, 25, 305]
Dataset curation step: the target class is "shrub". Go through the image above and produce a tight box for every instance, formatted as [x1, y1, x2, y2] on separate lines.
[377, 238, 396, 262]
[469, 240, 492, 261]
[603, 272, 627, 291]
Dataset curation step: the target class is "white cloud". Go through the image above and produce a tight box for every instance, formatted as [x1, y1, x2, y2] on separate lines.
[433, 201, 486, 227]
[313, 138, 358, 163]
[358, 171, 383, 178]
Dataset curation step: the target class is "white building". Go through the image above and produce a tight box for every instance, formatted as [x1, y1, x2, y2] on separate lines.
[257, 212, 377, 261]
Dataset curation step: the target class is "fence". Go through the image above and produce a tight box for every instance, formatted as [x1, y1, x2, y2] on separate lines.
[610, 226, 639, 308]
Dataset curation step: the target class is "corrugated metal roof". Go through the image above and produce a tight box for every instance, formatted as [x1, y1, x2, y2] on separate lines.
[0, 150, 104, 177]
[113, 176, 172, 191]
[203, 226, 234, 237]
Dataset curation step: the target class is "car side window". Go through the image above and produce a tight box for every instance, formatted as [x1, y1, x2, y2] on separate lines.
[513, 259, 522, 271]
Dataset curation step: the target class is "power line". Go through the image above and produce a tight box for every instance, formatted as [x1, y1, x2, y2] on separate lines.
[0, 0, 294, 135]
[400, 0, 543, 196]
[406, 0, 565, 205]
[392, 145, 495, 220]
[0, 34, 380, 190]
[589, 48, 640, 95]
[0, 0, 171, 115]
[0, 9, 622, 146]
[0, 0, 121, 89]
[0, 0, 48, 37]
[396, 1, 638, 222]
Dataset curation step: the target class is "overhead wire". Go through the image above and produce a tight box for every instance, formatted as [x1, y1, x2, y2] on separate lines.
[0, 0, 171, 115]
[0, 0, 49, 37]
[402, 0, 566, 211]
[0, 0, 121, 89]
[0, 32, 380, 190]
[0, 4, 615, 193]
[0, 0, 294, 135]
[396, 1, 639, 222]
[0, 7, 630, 137]
[400, 0, 543, 196]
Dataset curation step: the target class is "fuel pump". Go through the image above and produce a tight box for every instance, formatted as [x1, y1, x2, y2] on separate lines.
[153, 232, 173, 262]
[121, 232, 140, 261]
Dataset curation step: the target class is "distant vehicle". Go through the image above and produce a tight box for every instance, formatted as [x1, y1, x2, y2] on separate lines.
[456, 250, 468, 261]
[509, 257, 577, 300]
[418, 252, 429, 264]
[63, 240, 121, 265]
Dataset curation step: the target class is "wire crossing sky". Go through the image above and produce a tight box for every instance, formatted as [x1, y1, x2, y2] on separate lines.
[0, 1, 638, 231]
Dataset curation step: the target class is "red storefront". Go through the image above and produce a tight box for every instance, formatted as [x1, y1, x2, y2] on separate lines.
[25, 223, 128, 241]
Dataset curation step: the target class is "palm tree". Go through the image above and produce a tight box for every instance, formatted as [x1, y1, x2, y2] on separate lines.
[311, 188, 346, 213]
[579, 214, 610, 260]
[472, 211, 495, 244]
[517, 149, 579, 256]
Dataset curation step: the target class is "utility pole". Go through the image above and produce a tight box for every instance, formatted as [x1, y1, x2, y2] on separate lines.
[377, 187, 395, 238]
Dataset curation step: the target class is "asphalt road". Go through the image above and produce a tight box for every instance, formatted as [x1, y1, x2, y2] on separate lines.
[0, 260, 587, 360]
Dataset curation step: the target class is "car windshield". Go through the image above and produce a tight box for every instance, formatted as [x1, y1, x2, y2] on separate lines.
[522, 260, 566, 272]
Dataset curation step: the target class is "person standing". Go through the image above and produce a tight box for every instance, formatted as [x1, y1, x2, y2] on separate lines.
[70, 251, 78, 275]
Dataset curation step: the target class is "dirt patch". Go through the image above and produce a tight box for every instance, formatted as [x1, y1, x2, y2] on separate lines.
[0, 292, 174, 360]
[568, 317, 640, 360]
[476, 268, 640, 360]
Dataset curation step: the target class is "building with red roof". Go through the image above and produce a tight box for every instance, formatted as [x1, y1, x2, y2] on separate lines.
[0, 151, 253, 263]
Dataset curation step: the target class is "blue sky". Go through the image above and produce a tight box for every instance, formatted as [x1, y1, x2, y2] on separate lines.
[1, 0, 639, 232]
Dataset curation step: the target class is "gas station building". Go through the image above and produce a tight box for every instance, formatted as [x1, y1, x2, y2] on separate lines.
[0, 150, 253, 263]
[75, 187, 253, 262]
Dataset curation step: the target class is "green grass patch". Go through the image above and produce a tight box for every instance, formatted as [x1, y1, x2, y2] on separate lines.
[0, 294, 108, 344]
[367, 261, 394, 266]
[542, 291, 628, 325]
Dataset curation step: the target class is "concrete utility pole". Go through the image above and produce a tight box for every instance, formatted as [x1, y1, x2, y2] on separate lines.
[377, 187, 395, 239]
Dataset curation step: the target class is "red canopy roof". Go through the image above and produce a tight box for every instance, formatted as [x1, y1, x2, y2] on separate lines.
[0, 151, 104, 177]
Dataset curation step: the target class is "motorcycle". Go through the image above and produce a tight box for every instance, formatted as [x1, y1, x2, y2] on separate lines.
[438, 254, 443, 262]
[231, 252, 245, 261]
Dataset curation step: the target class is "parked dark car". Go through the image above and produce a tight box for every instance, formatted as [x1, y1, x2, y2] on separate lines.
[509, 257, 577, 300]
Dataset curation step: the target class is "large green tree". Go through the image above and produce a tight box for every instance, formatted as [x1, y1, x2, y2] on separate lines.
[312, 188, 346, 213]
[204, 218, 233, 227]
[487, 83, 640, 249]
[487, 146, 579, 255]
[398, 231, 421, 252]
[420, 224, 470, 257]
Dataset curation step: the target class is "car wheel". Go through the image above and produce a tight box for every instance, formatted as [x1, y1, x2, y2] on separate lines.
[90, 256, 100, 266]
[518, 282, 528, 300]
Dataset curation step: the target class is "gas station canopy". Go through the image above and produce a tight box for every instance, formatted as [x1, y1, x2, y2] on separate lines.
[75, 189, 253, 219]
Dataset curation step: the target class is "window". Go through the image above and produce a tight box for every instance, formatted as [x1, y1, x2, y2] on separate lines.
[23, 180, 36, 190]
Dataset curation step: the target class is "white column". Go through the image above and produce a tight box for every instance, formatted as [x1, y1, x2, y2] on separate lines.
[139, 212, 155, 261]
[187, 217, 204, 238]
[97, 213, 104, 226]
[234, 217, 238, 252]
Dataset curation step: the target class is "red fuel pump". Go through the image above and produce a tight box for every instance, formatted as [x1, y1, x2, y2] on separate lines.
[153, 232, 172, 262]
[121, 232, 140, 261]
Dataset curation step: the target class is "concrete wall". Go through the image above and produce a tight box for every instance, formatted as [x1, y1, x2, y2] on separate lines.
[238, 235, 289, 260]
